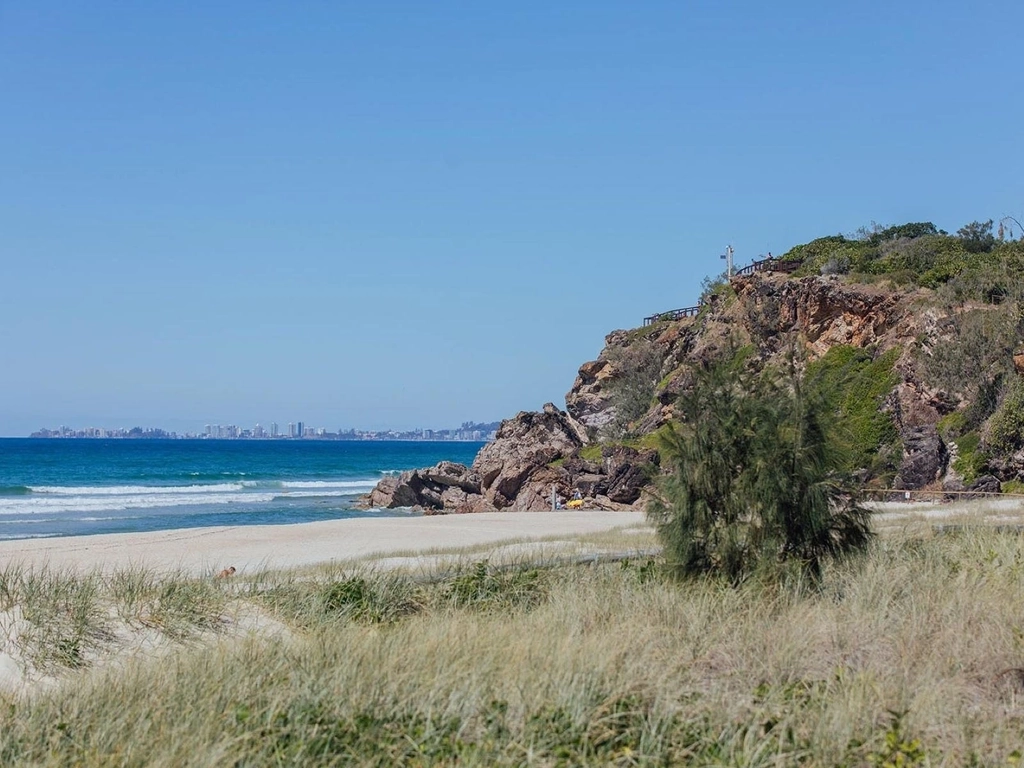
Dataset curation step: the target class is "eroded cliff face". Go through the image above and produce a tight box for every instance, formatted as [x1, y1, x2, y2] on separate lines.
[563, 272, 964, 493]
[566, 275, 919, 433]
[368, 271, 1018, 512]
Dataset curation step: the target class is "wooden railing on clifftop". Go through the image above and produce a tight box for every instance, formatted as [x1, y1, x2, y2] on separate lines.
[642, 304, 702, 326]
[733, 255, 803, 277]
[642, 256, 804, 326]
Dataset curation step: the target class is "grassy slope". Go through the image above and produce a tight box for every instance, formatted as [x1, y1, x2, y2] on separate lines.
[2, 525, 1024, 765]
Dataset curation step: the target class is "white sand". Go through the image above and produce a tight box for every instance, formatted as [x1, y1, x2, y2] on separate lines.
[870, 497, 1024, 521]
[0, 511, 647, 575]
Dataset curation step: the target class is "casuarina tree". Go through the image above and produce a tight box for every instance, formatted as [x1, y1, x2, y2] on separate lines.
[647, 355, 872, 583]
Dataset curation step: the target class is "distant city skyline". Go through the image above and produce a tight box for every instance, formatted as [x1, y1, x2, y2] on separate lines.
[28, 419, 501, 441]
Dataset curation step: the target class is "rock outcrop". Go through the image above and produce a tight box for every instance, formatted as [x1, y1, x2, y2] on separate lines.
[367, 268, 1023, 512]
[944, 474, 1002, 498]
[473, 404, 581, 509]
[366, 461, 492, 514]
[365, 406, 658, 513]
[894, 426, 948, 490]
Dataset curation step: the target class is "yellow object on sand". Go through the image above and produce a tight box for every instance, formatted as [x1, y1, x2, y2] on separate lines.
[566, 499, 584, 509]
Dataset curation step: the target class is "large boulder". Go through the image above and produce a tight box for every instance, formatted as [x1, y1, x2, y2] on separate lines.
[574, 473, 607, 498]
[894, 426, 947, 490]
[559, 454, 602, 477]
[425, 490, 496, 515]
[564, 360, 618, 442]
[364, 461, 480, 510]
[602, 446, 658, 504]
[967, 474, 1001, 496]
[421, 461, 482, 494]
[366, 475, 401, 508]
[505, 467, 566, 511]
[472, 403, 582, 509]
[366, 471, 425, 508]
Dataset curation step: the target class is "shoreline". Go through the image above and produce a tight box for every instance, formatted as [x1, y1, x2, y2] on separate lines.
[0, 510, 647, 574]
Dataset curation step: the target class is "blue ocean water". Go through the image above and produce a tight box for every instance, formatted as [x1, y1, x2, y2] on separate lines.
[0, 439, 484, 540]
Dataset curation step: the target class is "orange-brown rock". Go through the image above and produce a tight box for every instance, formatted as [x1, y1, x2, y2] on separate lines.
[473, 403, 582, 509]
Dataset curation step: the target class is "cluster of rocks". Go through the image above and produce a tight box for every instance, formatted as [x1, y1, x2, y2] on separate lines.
[364, 404, 657, 514]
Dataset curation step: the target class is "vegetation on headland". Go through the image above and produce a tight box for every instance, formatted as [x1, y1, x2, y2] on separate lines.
[594, 216, 1024, 490]
[693, 216, 1024, 323]
[805, 345, 901, 477]
[780, 219, 1014, 287]
[3, 522, 1024, 765]
[789, 218, 1024, 486]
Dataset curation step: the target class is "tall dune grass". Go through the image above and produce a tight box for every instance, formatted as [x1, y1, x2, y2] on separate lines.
[1, 528, 1024, 765]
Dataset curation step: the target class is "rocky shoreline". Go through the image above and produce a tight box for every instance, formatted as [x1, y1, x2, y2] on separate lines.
[364, 404, 656, 513]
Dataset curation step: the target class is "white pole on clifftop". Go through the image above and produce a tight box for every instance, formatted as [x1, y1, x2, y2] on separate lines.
[720, 244, 734, 279]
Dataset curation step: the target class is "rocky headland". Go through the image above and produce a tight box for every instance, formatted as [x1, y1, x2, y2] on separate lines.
[367, 232, 1024, 512]
[366, 404, 656, 513]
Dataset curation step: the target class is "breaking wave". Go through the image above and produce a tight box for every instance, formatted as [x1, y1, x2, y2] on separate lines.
[0, 478, 378, 517]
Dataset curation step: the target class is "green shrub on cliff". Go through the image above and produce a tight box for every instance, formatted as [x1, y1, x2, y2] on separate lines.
[936, 411, 968, 440]
[804, 345, 900, 477]
[602, 339, 664, 439]
[919, 300, 1022, 438]
[779, 219, 1021, 291]
[783, 235, 855, 276]
[986, 378, 1024, 456]
[952, 431, 987, 483]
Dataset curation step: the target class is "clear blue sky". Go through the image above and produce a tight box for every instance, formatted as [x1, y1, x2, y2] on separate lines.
[2, 1, 1022, 436]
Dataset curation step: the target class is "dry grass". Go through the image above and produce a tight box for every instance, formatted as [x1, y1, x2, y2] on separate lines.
[1, 525, 1024, 764]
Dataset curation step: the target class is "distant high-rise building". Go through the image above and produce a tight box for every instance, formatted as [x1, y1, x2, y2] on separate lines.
[271, 422, 279, 438]
[296, 421, 304, 439]
[288, 422, 296, 438]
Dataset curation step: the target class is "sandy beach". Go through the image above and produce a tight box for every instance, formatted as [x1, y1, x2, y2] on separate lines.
[0, 510, 647, 574]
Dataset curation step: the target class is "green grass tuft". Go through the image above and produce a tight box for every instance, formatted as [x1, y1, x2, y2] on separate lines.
[11, 568, 109, 670]
[952, 431, 987, 483]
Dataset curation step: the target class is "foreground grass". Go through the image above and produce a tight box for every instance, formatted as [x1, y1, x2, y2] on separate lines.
[2, 528, 1024, 765]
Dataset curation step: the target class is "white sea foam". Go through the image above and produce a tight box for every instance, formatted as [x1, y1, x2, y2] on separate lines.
[0, 517, 60, 524]
[274, 491, 362, 499]
[279, 480, 378, 490]
[77, 516, 145, 522]
[4, 478, 375, 519]
[0, 492, 278, 516]
[30, 483, 247, 496]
